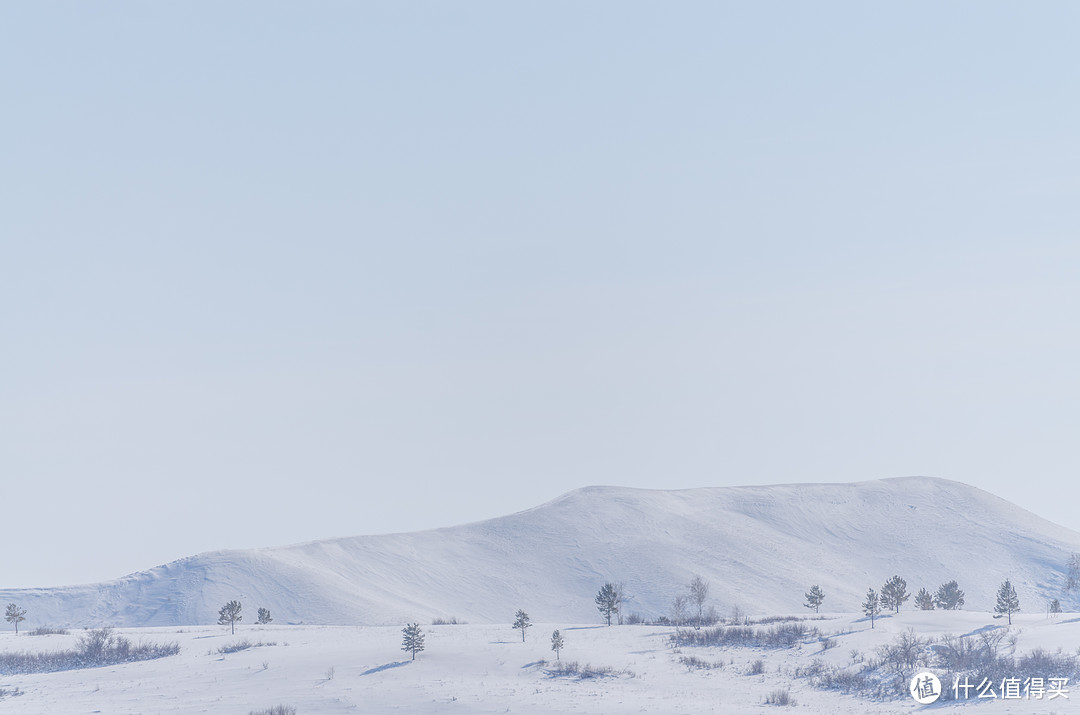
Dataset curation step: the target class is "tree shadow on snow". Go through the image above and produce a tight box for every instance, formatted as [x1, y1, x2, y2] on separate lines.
[854, 614, 893, 625]
[564, 625, 606, 631]
[360, 660, 410, 675]
[961, 624, 1003, 638]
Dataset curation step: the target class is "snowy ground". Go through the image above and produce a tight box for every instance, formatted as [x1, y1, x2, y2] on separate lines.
[1, 611, 1078, 714]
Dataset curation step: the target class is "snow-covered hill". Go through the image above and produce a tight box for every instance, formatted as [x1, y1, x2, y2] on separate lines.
[3, 477, 1078, 628]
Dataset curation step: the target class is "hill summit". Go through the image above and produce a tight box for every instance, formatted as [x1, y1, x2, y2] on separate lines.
[3, 477, 1077, 627]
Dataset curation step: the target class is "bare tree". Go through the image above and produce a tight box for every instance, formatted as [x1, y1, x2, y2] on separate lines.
[670, 594, 688, 627]
[689, 575, 709, 629]
[1067, 554, 1080, 592]
[613, 582, 628, 625]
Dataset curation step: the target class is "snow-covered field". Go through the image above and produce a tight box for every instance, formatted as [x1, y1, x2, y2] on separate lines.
[2, 611, 1079, 714]
[4, 477, 1080, 712]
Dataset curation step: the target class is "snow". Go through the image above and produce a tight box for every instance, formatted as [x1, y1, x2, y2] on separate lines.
[3, 476, 1080, 712]
[2, 612, 1079, 713]
[1, 477, 1077, 629]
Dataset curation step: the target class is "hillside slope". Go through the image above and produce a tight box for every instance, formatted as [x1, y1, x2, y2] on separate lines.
[3, 477, 1078, 627]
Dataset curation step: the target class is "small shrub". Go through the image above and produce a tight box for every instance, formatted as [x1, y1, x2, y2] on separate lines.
[545, 661, 632, 679]
[876, 628, 931, 674]
[748, 659, 765, 675]
[218, 640, 277, 655]
[0, 629, 179, 674]
[676, 622, 822, 649]
[793, 659, 826, 677]
[751, 615, 827, 625]
[624, 612, 645, 625]
[765, 688, 796, 706]
[249, 707, 296, 715]
[679, 655, 722, 671]
[28, 627, 68, 636]
[431, 617, 465, 625]
[820, 636, 837, 650]
[813, 664, 874, 694]
[325, 665, 335, 680]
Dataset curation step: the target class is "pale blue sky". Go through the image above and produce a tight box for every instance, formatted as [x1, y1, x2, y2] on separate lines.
[3, 2, 1079, 587]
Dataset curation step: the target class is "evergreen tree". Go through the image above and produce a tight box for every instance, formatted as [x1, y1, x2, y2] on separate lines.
[513, 609, 532, 642]
[995, 579, 1020, 625]
[934, 580, 965, 610]
[1050, 598, 1062, 614]
[401, 622, 425, 660]
[915, 587, 935, 610]
[880, 575, 910, 613]
[257, 607, 272, 625]
[4, 603, 26, 634]
[217, 600, 243, 634]
[863, 588, 880, 628]
[595, 583, 619, 626]
[550, 629, 564, 660]
[804, 585, 825, 613]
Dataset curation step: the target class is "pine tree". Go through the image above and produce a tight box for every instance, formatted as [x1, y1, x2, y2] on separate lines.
[863, 588, 880, 628]
[401, 622, 425, 660]
[995, 579, 1020, 625]
[4, 603, 26, 634]
[880, 575, 910, 613]
[934, 580, 965, 610]
[1050, 598, 1062, 614]
[804, 585, 825, 613]
[257, 607, 272, 625]
[915, 587, 935, 610]
[595, 583, 619, 626]
[217, 600, 243, 634]
[513, 609, 532, 642]
[551, 629, 564, 660]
